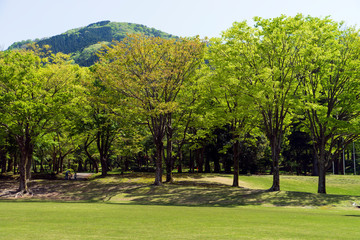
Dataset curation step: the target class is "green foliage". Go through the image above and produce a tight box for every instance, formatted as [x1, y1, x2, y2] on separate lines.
[7, 21, 177, 66]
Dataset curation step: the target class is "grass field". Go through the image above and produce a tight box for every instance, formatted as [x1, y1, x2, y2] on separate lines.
[2, 173, 360, 239]
[1, 201, 360, 240]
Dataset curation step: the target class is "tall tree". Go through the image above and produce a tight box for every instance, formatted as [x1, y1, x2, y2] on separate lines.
[300, 17, 360, 193]
[213, 15, 309, 191]
[0, 48, 84, 192]
[97, 34, 205, 185]
[204, 37, 259, 187]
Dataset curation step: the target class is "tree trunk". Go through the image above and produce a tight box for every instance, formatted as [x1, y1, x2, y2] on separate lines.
[317, 159, 326, 194]
[154, 141, 163, 185]
[60, 156, 64, 173]
[232, 140, 240, 187]
[26, 143, 33, 181]
[17, 131, 33, 193]
[165, 116, 173, 182]
[0, 147, 6, 174]
[269, 137, 280, 191]
[97, 131, 108, 177]
[7, 156, 13, 173]
[317, 143, 327, 194]
[19, 153, 28, 192]
[177, 151, 183, 173]
[189, 150, 194, 173]
[100, 155, 108, 176]
[196, 148, 204, 173]
[205, 150, 211, 173]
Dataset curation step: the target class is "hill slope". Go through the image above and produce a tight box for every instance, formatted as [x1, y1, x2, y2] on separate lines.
[8, 21, 177, 66]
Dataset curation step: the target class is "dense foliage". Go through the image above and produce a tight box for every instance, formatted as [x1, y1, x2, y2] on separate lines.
[1, 15, 360, 194]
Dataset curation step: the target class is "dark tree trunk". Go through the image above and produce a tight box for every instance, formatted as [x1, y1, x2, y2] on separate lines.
[165, 115, 173, 182]
[40, 157, 44, 173]
[312, 152, 319, 176]
[154, 141, 163, 185]
[59, 156, 64, 173]
[0, 147, 6, 174]
[19, 153, 28, 192]
[318, 159, 326, 194]
[269, 136, 281, 191]
[205, 151, 211, 173]
[7, 155, 13, 173]
[196, 148, 204, 173]
[177, 151, 183, 173]
[52, 148, 58, 173]
[189, 150, 194, 173]
[317, 141, 327, 194]
[232, 140, 240, 187]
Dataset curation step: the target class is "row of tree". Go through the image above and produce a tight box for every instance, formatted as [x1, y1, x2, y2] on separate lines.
[1, 14, 360, 194]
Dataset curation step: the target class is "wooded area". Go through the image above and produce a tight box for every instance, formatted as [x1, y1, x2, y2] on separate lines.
[1, 14, 360, 194]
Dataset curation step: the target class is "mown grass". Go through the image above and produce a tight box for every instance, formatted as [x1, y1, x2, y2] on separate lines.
[2, 173, 360, 239]
[1, 201, 360, 240]
[236, 174, 360, 195]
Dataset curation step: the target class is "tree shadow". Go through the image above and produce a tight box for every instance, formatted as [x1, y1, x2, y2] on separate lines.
[2, 175, 360, 209]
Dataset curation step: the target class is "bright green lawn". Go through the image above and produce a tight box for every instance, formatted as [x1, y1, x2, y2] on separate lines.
[1, 201, 360, 240]
[237, 174, 360, 195]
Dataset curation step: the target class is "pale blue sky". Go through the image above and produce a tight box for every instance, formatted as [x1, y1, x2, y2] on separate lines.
[1, 0, 360, 49]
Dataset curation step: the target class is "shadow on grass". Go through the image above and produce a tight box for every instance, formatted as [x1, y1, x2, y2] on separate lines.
[2, 174, 360, 209]
[112, 182, 360, 208]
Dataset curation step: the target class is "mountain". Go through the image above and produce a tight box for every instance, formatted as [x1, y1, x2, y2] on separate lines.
[8, 21, 177, 66]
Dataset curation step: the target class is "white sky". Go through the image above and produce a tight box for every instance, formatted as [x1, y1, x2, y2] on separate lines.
[1, 0, 360, 49]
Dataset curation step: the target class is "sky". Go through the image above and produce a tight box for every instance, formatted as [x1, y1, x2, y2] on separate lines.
[1, 0, 360, 49]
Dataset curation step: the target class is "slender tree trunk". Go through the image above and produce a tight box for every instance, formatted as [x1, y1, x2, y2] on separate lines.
[189, 150, 194, 173]
[26, 143, 33, 181]
[97, 132, 108, 177]
[178, 151, 183, 173]
[52, 148, 57, 173]
[13, 154, 17, 175]
[165, 115, 173, 182]
[60, 156, 64, 173]
[232, 140, 240, 187]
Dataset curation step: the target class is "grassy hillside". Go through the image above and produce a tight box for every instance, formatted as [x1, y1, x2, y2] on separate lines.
[7, 21, 177, 66]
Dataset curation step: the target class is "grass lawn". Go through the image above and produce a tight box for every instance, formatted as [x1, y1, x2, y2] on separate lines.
[2, 173, 360, 239]
[1, 201, 360, 240]
[237, 174, 360, 195]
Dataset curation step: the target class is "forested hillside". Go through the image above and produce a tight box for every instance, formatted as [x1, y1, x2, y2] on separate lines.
[7, 21, 177, 66]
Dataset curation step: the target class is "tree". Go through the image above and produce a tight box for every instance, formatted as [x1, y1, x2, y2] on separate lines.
[97, 34, 205, 185]
[213, 15, 308, 191]
[299, 17, 360, 193]
[0, 48, 84, 192]
[204, 37, 259, 186]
